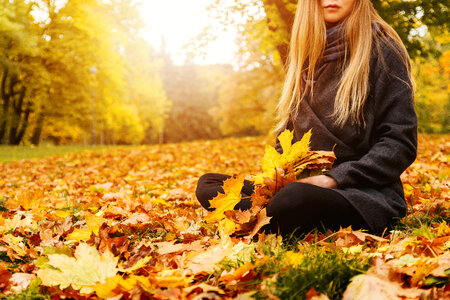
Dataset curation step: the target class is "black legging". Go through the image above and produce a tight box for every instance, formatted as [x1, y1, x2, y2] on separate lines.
[195, 173, 369, 236]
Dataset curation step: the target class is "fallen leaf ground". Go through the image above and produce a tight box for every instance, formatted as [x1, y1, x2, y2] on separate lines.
[0, 134, 448, 299]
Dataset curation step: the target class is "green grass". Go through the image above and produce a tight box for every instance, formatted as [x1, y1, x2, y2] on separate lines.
[265, 248, 372, 300]
[214, 233, 372, 300]
[1, 278, 49, 300]
[0, 145, 134, 163]
[394, 194, 450, 234]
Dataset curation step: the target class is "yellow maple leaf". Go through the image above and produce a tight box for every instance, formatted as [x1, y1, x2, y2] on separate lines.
[65, 228, 92, 241]
[437, 221, 450, 237]
[254, 129, 312, 185]
[284, 129, 312, 166]
[205, 175, 244, 223]
[0, 213, 38, 233]
[95, 275, 153, 298]
[254, 146, 282, 185]
[0, 234, 27, 257]
[278, 129, 294, 156]
[94, 275, 153, 299]
[66, 212, 103, 241]
[7, 190, 44, 210]
[85, 212, 103, 234]
[37, 243, 118, 294]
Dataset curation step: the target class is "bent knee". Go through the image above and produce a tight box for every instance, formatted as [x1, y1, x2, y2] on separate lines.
[195, 173, 230, 211]
[267, 182, 311, 217]
[196, 173, 213, 186]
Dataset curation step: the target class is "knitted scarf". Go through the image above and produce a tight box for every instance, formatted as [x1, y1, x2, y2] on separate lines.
[319, 24, 347, 68]
[302, 24, 347, 84]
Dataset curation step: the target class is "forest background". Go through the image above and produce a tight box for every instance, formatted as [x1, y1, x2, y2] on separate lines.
[0, 0, 449, 147]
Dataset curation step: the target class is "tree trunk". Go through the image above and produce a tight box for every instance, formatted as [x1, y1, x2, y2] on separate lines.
[31, 112, 45, 146]
[9, 86, 27, 145]
[0, 66, 31, 145]
[263, 0, 296, 69]
[0, 68, 10, 143]
[14, 106, 31, 145]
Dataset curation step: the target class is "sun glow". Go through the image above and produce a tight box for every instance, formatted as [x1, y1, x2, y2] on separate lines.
[139, 0, 238, 65]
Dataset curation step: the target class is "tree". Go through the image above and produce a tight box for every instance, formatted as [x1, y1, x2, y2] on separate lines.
[413, 30, 450, 133]
[160, 43, 232, 142]
[196, 0, 450, 134]
[25, 0, 168, 145]
[212, 38, 285, 136]
[0, 0, 171, 145]
[0, 0, 46, 145]
[123, 38, 169, 144]
[203, 0, 450, 68]
[37, 0, 131, 145]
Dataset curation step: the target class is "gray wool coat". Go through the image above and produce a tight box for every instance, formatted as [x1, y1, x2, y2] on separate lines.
[275, 38, 418, 235]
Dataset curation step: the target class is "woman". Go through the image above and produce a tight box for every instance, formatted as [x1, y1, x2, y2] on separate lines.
[196, 0, 417, 236]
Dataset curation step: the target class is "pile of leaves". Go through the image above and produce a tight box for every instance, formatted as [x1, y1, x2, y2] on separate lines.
[0, 134, 448, 299]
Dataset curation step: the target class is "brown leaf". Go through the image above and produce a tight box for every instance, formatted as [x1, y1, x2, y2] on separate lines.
[245, 208, 272, 242]
[0, 269, 12, 293]
[224, 206, 261, 224]
[99, 236, 130, 257]
[335, 227, 387, 247]
[40, 229, 60, 247]
[343, 274, 428, 300]
[343, 257, 432, 299]
[154, 240, 204, 255]
[55, 216, 74, 237]
[120, 213, 151, 225]
[186, 239, 234, 275]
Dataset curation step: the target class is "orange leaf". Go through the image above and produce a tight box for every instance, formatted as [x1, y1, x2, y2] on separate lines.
[245, 208, 272, 242]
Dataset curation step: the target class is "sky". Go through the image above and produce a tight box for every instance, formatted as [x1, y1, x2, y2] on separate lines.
[139, 0, 238, 65]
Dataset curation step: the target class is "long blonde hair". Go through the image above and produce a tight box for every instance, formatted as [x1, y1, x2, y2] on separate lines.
[276, 0, 414, 132]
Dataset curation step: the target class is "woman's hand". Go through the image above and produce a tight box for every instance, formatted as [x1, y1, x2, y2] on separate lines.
[297, 175, 338, 189]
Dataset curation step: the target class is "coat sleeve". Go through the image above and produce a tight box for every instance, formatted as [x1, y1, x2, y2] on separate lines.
[326, 44, 418, 188]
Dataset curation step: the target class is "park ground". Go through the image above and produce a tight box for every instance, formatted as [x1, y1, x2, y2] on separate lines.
[0, 134, 448, 299]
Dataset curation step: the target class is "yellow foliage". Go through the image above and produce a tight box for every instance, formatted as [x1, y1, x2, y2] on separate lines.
[284, 250, 304, 267]
[153, 269, 193, 288]
[37, 243, 118, 294]
[0, 213, 38, 233]
[206, 175, 244, 223]
[413, 51, 450, 133]
[118, 256, 153, 273]
[284, 129, 312, 165]
[254, 129, 314, 184]
[66, 212, 103, 241]
[218, 218, 239, 236]
[94, 275, 153, 299]
[64, 228, 92, 242]
[254, 145, 282, 185]
[7, 190, 44, 211]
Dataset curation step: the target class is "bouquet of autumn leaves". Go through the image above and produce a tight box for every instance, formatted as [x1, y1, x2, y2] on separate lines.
[204, 129, 336, 240]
